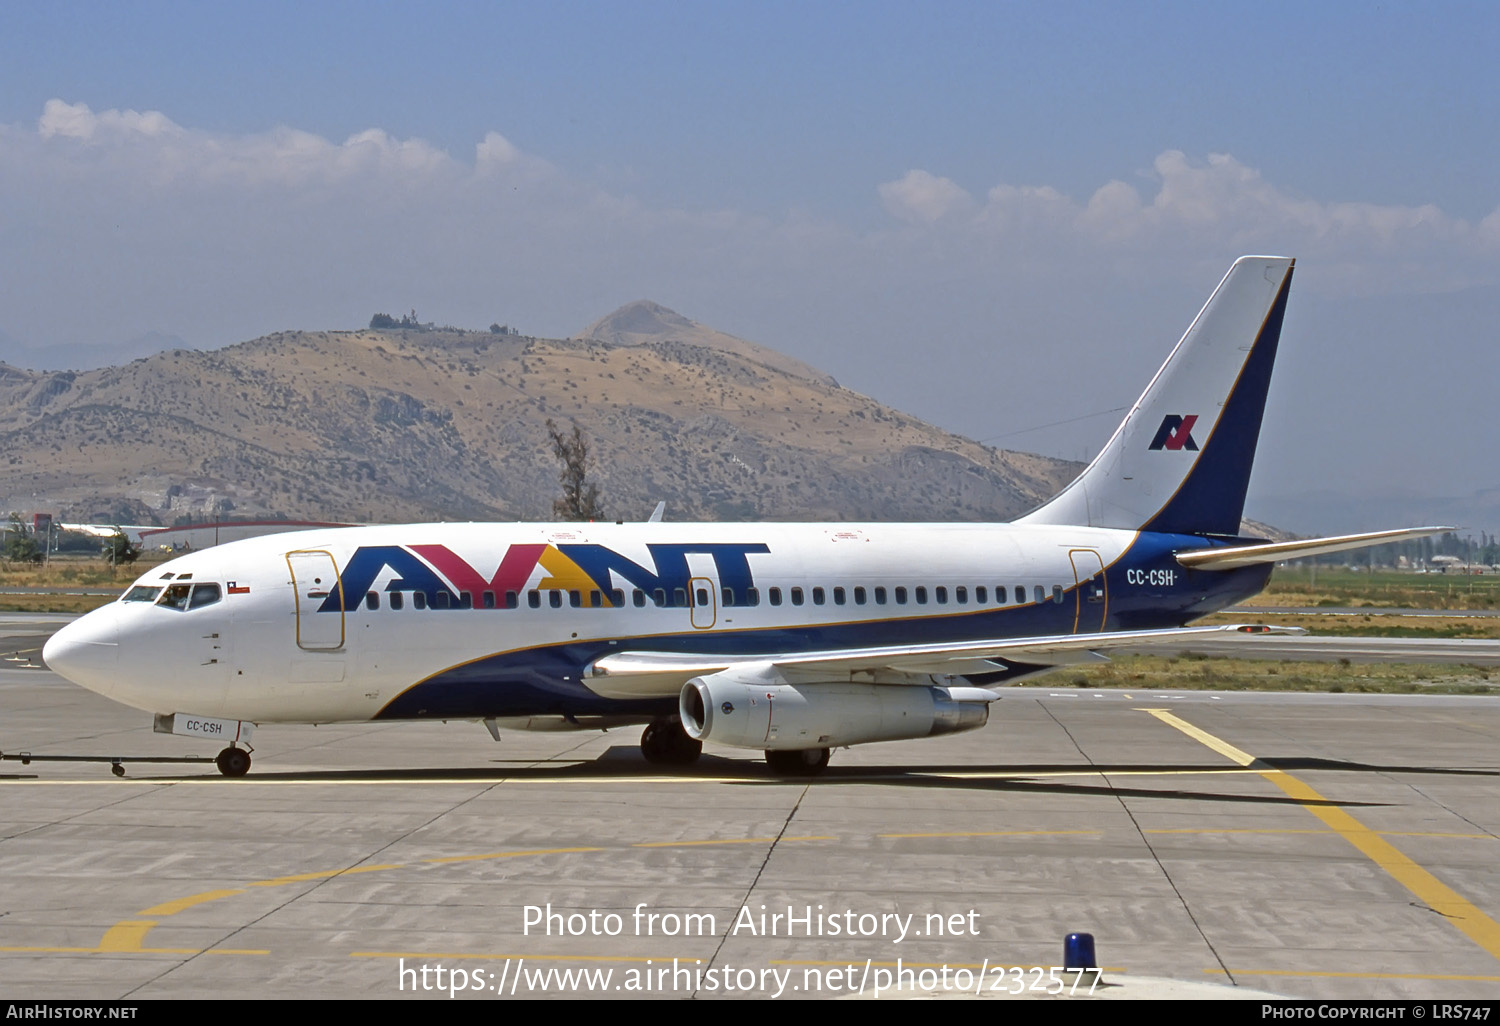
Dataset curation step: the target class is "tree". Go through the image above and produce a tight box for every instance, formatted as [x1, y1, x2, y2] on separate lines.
[546, 419, 606, 521]
[369, 312, 398, 329]
[102, 530, 139, 567]
[2, 512, 41, 563]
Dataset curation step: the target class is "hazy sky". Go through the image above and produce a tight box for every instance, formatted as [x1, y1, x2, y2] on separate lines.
[2, 2, 1496, 532]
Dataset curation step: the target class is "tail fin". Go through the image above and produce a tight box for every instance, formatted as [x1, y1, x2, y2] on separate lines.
[1019, 255, 1294, 536]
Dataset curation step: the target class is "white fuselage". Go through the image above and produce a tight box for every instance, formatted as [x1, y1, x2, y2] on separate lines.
[41, 519, 1239, 726]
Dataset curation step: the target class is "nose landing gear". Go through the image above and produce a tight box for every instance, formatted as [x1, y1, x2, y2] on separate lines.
[215, 746, 252, 777]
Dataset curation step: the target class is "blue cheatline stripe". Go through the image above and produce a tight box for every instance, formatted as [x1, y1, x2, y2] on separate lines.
[371, 533, 1271, 721]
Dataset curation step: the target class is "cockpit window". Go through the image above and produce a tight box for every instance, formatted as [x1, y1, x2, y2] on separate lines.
[123, 585, 162, 602]
[155, 582, 222, 611]
[157, 584, 193, 610]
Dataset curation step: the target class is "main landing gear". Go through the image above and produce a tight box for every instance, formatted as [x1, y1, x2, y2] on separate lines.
[639, 718, 702, 766]
[764, 748, 831, 775]
[215, 745, 251, 778]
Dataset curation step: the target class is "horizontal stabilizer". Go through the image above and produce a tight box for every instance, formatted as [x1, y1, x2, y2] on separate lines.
[584, 624, 1308, 699]
[1175, 526, 1453, 571]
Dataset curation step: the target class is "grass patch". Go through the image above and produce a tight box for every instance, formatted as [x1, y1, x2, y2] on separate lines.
[1033, 653, 1496, 695]
[1260, 566, 1500, 611]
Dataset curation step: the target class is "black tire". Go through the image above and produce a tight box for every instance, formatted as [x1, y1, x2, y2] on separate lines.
[765, 747, 831, 775]
[640, 719, 702, 765]
[216, 747, 251, 777]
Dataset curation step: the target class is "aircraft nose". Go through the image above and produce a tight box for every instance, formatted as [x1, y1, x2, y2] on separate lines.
[42, 607, 121, 695]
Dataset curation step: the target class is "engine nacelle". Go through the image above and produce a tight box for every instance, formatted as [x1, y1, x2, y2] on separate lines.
[679, 673, 994, 751]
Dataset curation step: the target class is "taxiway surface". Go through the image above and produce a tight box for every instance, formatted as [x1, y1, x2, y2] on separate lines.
[2, 616, 1499, 1001]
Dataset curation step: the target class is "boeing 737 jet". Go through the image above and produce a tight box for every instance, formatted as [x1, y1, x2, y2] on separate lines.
[44, 256, 1444, 776]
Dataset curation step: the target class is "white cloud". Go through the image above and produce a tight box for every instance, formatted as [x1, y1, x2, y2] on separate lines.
[878, 170, 975, 223]
[38, 98, 183, 142]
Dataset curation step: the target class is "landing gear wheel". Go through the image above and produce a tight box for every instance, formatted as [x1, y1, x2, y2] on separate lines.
[765, 747, 831, 775]
[216, 746, 251, 777]
[640, 719, 702, 766]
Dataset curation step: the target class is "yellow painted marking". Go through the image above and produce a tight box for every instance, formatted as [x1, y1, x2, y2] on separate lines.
[1145, 709, 1500, 966]
[912, 768, 1262, 780]
[1145, 828, 1331, 836]
[773, 959, 1127, 971]
[250, 863, 402, 886]
[1148, 827, 1497, 841]
[1210, 968, 1500, 982]
[632, 836, 833, 848]
[0, 945, 267, 955]
[141, 889, 246, 915]
[879, 830, 1100, 839]
[354, 951, 698, 963]
[97, 920, 156, 952]
[1138, 709, 1257, 766]
[423, 847, 606, 864]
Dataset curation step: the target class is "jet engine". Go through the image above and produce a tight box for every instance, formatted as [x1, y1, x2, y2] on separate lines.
[679, 670, 994, 751]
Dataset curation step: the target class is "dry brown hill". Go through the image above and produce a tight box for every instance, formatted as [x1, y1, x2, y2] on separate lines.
[580, 301, 838, 386]
[0, 321, 1082, 526]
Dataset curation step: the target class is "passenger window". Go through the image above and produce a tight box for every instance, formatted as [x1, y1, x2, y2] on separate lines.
[633, 589, 646, 607]
[1034, 585, 1045, 604]
[722, 586, 735, 607]
[433, 591, 451, 610]
[414, 591, 428, 610]
[791, 587, 804, 606]
[550, 590, 563, 609]
[769, 587, 782, 606]
[874, 586, 887, 605]
[569, 590, 582, 608]
[188, 583, 222, 609]
[935, 586, 947, 604]
[365, 591, 379, 611]
[528, 590, 541, 609]
[895, 587, 907, 604]
[482, 590, 496, 609]
[833, 587, 846, 605]
[955, 586, 967, 604]
[1053, 585, 1065, 604]
[611, 589, 624, 607]
[915, 586, 928, 604]
[980, 586, 991, 603]
[745, 587, 759, 607]
[653, 588, 667, 607]
[695, 587, 708, 607]
[854, 586, 866, 605]
[812, 587, 825, 605]
[390, 591, 404, 610]
[457, 592, 472, 610]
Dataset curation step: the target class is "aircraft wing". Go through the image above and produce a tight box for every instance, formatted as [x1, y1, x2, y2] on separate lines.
[584, 623, 1307, 699]
[1176, 526, 1451, 571]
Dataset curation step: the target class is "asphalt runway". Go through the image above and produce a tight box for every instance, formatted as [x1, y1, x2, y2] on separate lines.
[3, 615, 1500, 1000]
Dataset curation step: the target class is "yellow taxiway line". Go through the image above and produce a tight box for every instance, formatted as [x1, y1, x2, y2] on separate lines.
[1142, 708, 1500, 966]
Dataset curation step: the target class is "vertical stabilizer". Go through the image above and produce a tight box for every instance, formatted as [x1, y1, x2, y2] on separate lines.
[1018, 256, 1294, 536]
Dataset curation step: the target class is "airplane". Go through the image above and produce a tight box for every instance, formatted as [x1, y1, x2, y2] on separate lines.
[43, 256, 1446, 777]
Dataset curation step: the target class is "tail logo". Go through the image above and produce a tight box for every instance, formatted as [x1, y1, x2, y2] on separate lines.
[1148, 414, 1199, 452]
